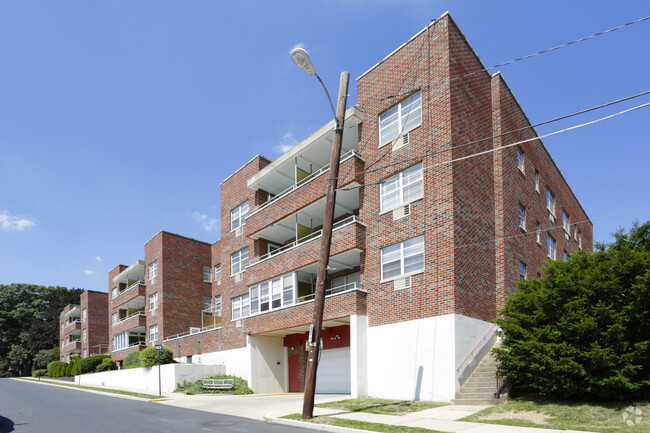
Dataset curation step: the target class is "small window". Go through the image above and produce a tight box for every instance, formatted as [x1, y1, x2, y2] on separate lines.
[82, 349, 87, 358]
[519, 262, 527, 280]
[111, 287, 118, 299]
[380, 163, 423, 213]
[203, 266, 212, 283]
[231, 202, 249, 231]
[232, 294, 250, 320]
[231, 248, 249, 276]
[546, 189, 555, 216]
[203, 297, 212, 311]
[214, 295, 222, 315]
[82, 308, 87, 322]
[537, 272, 541, 279]
[518, 205, 526, 231]
[534, 170, 540, 192]
[381, 236, 425, 281]
[577, 230, 582, 249]
[547, 235, 556, 260]
[379, 92, 422, 146]
[149, 293, 158, 311]
[112, 312, 118, 324]
[536, 221, 541, 244]
[517, 148, 525, 173]
[149, 324, 159, 342]
[82, 329, 87, 341]
[149, 261, 158, 280]
[563, 251, 569, 261]
[214, 264, 222, 282]
[563, 211, 570, 234]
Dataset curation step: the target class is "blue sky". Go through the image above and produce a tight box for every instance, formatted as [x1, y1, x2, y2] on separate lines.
[1, 1, 649, 291]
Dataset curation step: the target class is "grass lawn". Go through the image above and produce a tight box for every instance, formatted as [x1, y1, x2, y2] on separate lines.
[316, 397, 449, 415]
[461, 399, 650, 433]
[19, 377, 162, 400]
[283, 413, 446, 433]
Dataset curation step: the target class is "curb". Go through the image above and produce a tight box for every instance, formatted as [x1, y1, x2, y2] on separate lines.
[14, 377, 157, 402]
[269, 417, 370, 433]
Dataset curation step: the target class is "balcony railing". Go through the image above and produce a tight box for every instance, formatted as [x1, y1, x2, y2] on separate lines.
[112, 311, 146, 327]
[112, 341, 146, 353]
[249, 150, 361, 217]
[164, 310, 223, 343]
[64, 319, 81, 328]
[297, 281, 361, 303]
[248, 215, 361, 267]
[112, 280, 145, 299]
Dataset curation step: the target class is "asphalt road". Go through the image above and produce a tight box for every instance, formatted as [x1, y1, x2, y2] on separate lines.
[0, 378, 311, 433]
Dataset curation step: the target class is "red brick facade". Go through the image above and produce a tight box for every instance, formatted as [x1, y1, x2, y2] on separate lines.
[80, 290, 109, 357]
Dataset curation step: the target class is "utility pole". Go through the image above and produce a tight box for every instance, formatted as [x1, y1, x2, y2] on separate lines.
[302, 70, 349, 419]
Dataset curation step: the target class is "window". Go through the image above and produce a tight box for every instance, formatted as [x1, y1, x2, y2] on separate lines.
[214, 264, 221, 282]
[518, 204, 526, 230]
[250, 274, 295, 315]
[563, 251, 569, 261]
[82, 349, 87, 358]
[535, 170, 540, 192]
[517, 148, 524, 173]
[82, 308, 87, 322]
[149, 261, 158, 280]
[112, 312, 118, 325]
[231, 248, 249, 275]
[231, 201, 249, 231]
[111, 287, 118, 299]
[577, 230, 583, 249]
[203, 266, 212, 283]
[519, 262, 527, 279]
[379, 91, 422, 146]
[563, 211, 570, 234]
[546, 188, 555, 216]
[380, 163, 423, 213]
[536, 221, 541, 244]
[537, 272, 542, 279]
[547, 235, 556, 260]
[231, 294, 250, 320]
[149, 293, 158, 311]
[203, 297, 212, 311]
[82, 329, 87, 341]
[214, 295, 222, 315]
[149, 325, 159, 342]
[381, 236, 425, 280]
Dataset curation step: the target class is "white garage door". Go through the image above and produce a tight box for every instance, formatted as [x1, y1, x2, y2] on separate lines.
[315, 347, 351, 394]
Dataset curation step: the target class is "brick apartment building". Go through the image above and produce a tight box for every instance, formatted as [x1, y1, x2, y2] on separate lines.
[68, 13, 592, 401]
[59, 290, 109, 361]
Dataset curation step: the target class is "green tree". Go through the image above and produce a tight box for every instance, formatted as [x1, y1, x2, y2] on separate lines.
[139, 346, 174, 368]
[495, 222, 650, 400]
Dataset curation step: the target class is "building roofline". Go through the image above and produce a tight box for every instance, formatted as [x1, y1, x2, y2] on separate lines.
[144, 229, 211, 247]
[492, 72, 591, 223]
[220, 154, 272, 186]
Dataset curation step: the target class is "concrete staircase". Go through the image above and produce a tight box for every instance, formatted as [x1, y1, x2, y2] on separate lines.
[452, 347, 502, 405]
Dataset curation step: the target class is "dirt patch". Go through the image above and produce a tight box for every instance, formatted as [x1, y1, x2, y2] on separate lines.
[479, 410, 552, 425]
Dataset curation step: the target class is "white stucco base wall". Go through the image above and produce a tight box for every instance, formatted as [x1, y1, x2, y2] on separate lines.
[248, 335, 285, 394]
[187, 346, 250, 381]
[75, 363, 225, 393]
[367, 314, 492, 401]
[350, 314, 368, 398]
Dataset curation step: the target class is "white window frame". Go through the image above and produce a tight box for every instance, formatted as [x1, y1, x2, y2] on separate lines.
[534, 170, 540, 192]
[547, 235, 556, 260]
[231, 248, 249, 276]
[214, 295, 222, 315]
[111, 287, 118, 299]
[563, 251, 569, 261]
[214, 264, 222, 282]
[231, 294, 250, 320]
[203, 266, 212, 283]
[231, 201, 249, 231]
[149, 292, 158, 311]
[519, 262, 527, 280]
[112, 312, 118, 325]
[82, 308, 87, 322]
[249, 273, 295, 315]
[546, 188, 555, 216]
[379, 91, 422, 147]
[536, 221, 541, 244]
[380, 163, 423, 213]
[517, 148, 525, 173]
[518, 204, 526, 231]
[82, 329, 87, 341]
[148, 260, 158, 280]
[381, 236, 425, 281]
[563, 211, 570, 234]
[149, 324, 159, 342]
[578, 230, 582, 249]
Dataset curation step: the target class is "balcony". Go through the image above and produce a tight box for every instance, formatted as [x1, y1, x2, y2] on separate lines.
[63, 340, 81, 351]
[63, 319, 81, 332]
[111, 260, 146, 302]
[111, 311, 146, 334]
[246, 215, 365, 286]
[164, 307, 222, 342]
[111, 280, 146, 304]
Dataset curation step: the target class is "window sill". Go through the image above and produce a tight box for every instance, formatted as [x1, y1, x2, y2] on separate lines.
[379, 197, 423, 216]
[380, 270, 424, 284]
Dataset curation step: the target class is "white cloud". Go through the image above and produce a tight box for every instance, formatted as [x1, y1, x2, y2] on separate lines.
[0, 211, 35, 232]
[273, 132, 298, 154]
[84, 270, 95, 275]
[192, 212, 219, 233]
[93, 255, 102, 263]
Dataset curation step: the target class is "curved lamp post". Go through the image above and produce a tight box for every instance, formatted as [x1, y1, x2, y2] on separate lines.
[290, 47, 350, 420]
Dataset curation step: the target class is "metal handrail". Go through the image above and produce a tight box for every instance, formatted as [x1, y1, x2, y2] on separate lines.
[112, 311, 145, 327]
[248, 150, 361, 217]
[64, 319, 81, 328]
[297, 281, 360, 302]
[248, 215, 362, 267]
[164, 322, 223, 342]
[113, 280, 145, 299]
[456, 323, 497, 372]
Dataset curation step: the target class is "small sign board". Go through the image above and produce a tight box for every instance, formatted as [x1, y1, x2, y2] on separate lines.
[154, 344, 163, 351]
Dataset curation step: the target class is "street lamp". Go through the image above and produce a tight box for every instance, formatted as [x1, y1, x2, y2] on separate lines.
[290, 47, 350, 420]
[154, 344, 163, 397]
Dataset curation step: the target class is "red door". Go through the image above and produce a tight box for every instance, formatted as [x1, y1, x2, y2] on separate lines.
[288, 355, 299, 392]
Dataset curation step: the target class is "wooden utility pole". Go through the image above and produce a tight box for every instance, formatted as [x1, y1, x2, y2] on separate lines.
[302, 70, 350, 419]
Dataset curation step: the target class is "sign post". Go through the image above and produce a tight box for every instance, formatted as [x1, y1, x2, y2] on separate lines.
[154, 344, 163, 397]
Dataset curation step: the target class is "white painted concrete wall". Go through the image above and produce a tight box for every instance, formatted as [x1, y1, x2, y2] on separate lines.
[454, 314, 494, 391]
[350, 314, 368, 398]
[367, 314, 492, 401]
[188, 346, 250, 381]
[248, 335, 285, 394]
[76, 363, 225, 393]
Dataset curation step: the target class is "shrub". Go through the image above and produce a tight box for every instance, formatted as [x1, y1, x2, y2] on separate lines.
[79, 355, 111, 374]
[139, 347, 174, 368]
[96, 358, 117, 372]
[33, 348, 60, 370]
[65, 362, 73, 377]
[176, 375, 254, 395]
[123, 351, 141, 369]
[47, 361, 66, 378]
[31, 369, 48, 377]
